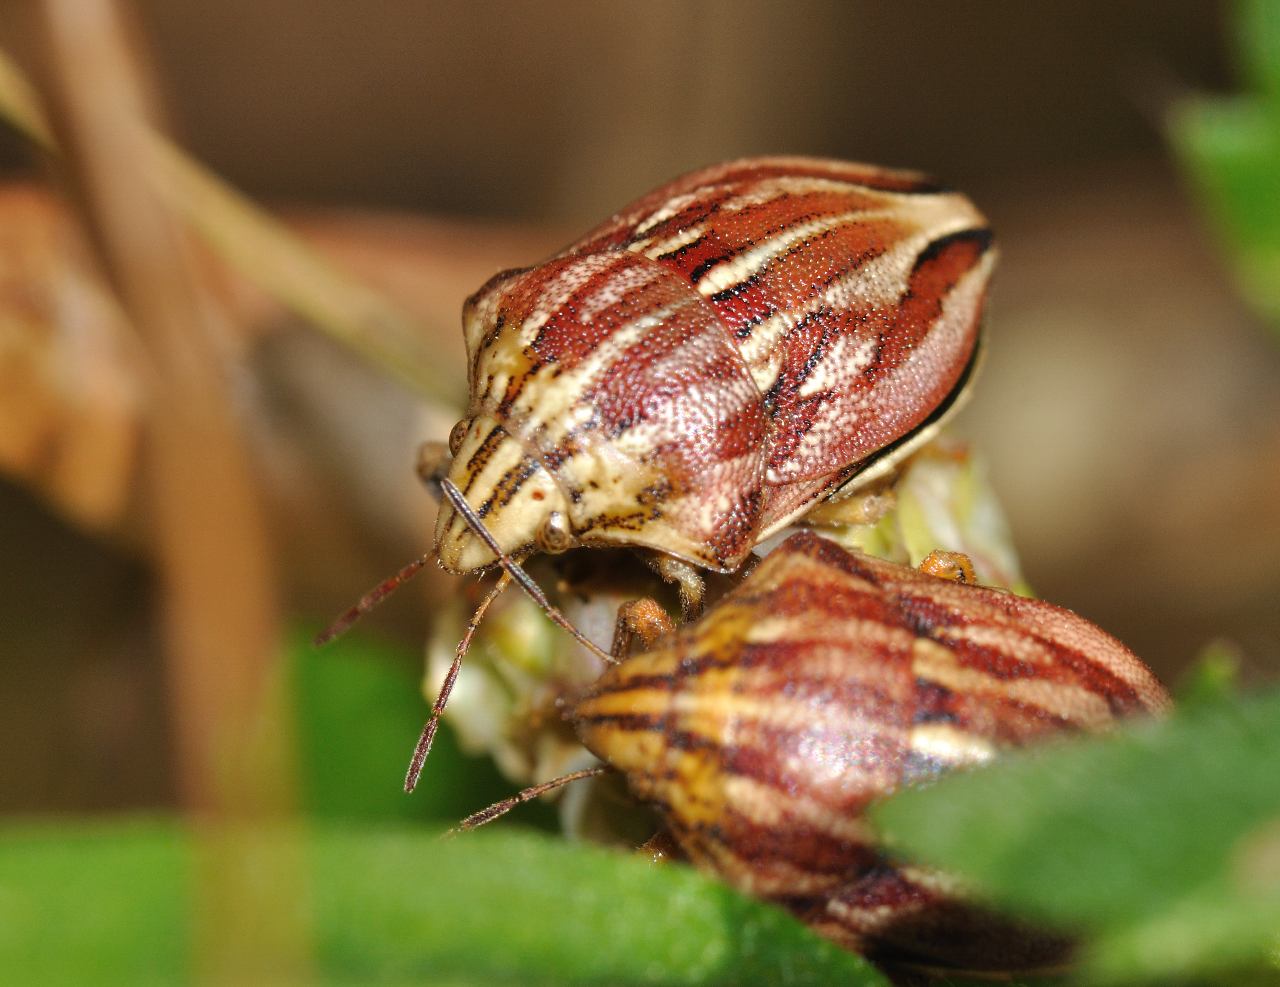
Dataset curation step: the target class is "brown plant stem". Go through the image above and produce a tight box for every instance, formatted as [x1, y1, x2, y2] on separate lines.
[36, 1, 310, 982]
[0, 45, 458, 405]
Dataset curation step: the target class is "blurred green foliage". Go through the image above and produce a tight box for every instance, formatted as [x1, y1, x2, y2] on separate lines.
[288, 625, 520, 825]
[874, 686, 1280, 985]
[1170, 0, 1280, 332]
[0, 824, 887, 986]
[0, 823, 191, 985]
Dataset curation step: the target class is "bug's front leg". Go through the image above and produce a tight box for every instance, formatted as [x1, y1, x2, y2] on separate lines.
[918, 549, 977, 584]
[643, 552, 706, 621]
[611, 597, 675, 659]
[802, 484, 897, 529]
[636, 830, 682, 864]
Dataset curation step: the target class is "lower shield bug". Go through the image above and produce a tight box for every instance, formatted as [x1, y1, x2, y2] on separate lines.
[459, 531, 1171, 975]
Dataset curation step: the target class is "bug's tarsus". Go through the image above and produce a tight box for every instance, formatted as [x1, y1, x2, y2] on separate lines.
[644, 552, 706, 621]
[405, 570, 511, 793]
[611, 597, 676, 658]
[439, 477, 614, 665]
[918, 549, 977, 585]
[448, 766, 607, 835]
[314, 554, 432, 646]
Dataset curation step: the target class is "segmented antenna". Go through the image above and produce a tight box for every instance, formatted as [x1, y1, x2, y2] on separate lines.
[404, 570, 510, 792]
[321, 476, 617, 792]
[439, 478, 614, 666]
[449, 766, 607, 834]
[404, 480, 615, 791]
[313, 554, 431, 647]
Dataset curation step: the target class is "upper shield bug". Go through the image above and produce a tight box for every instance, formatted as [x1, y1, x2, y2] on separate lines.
[320, 157, 997, 790]
[433, 156, 995, 612]
[459, 531, 1172, 975]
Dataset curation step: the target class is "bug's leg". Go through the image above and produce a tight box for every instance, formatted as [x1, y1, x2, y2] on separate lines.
[416, 440, 451, 496]
[636, 830, 682, 864]
[611, 597, 676, 659]
[802, 485, 897, 529]
[918, 549, 977, 584]
[644, 553, 705, 621]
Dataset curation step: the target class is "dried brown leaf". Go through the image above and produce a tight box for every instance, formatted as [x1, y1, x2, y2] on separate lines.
[0, 184, 142, 531]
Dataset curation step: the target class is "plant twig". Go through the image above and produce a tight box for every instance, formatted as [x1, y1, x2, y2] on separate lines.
[0, 45, 461, 405]
[36, 1, 311, 981]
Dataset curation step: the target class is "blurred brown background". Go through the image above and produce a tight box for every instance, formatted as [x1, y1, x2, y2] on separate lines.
[2, 2, 1278, 815]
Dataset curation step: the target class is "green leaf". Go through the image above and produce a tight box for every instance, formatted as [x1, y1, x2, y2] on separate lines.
[1237, 0, 1280, 104]
[0, 823, 191, 985]
[872, 688, 1280, 984]
[1168, 1, 1280, 335]
[1175, 640, 1243, 708]
[1169, 97, 1280, 328]
[0, 821, 891, 986]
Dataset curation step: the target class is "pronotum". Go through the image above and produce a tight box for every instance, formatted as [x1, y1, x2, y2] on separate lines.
[461, 531, 1172, 975]
[433, 156, 995, 613]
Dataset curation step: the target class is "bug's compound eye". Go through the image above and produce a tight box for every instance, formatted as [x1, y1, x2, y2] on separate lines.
[535, 511, 575, 554]
[448, 419, 469, 457]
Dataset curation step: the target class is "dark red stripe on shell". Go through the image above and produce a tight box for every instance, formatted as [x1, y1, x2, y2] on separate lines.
[875, 228, 993, 368]
[692, 807, 882, 888]
[569, 530, 1165, 972]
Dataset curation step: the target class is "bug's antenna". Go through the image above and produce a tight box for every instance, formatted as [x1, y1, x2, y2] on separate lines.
[404, 570, 511, 792]
[448, 766, 607, 834]
[439, 477, 614, 666]
[314, 554, 432, 646]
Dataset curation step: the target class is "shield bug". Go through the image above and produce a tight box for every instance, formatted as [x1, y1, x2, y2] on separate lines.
[433, 156, 995, 612]
[461, 531, 1171, 974]
[424, 435, 1031, 819]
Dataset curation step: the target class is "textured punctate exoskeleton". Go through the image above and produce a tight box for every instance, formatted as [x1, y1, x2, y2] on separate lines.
[571, 531, 1170, 973]
[434, 158, 995, 593]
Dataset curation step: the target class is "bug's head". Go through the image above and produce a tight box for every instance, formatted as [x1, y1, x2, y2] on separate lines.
[434, 413, 577, 573]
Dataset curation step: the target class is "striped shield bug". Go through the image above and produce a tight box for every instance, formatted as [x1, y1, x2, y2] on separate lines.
[321, 158, 996, 804]
[433, 156, 995, 613]
[459, 531, 1171, 974]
